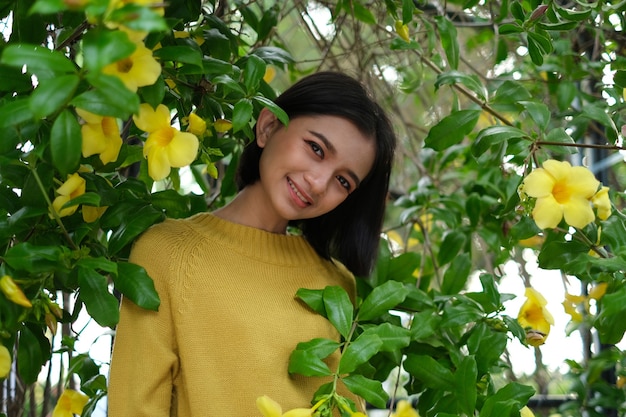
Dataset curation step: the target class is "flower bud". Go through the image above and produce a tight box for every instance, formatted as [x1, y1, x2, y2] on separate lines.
[0, 275, 32, 308]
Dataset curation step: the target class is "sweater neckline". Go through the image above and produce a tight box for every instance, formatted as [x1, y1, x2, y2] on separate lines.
[188, 212, 324, 266]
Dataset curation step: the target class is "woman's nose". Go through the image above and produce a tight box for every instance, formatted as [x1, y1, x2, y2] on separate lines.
[304, 169, 332, 195]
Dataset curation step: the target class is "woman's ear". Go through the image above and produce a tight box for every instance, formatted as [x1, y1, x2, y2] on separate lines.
[255, 107, 278, 148]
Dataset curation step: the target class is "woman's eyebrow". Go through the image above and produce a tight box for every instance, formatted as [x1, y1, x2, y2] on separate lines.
[308, 130, 362, 188]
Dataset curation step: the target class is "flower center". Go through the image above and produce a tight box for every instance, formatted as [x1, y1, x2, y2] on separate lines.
[101, 117, 119, 137]
[117, 58, 134, 74]
[552, 181, 570, 204]
[154, 127, 175, 146]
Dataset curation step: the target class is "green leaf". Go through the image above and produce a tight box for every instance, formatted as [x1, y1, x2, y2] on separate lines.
[232, 98, 253, 133]
[424, 110, 480, 151]
[4, 243, 63, 273]
[17, 326, 45, 384]
[323, 286, 353, 339]
[295, 288, 326, 316]
[402, 0, 414, 24]
[0, 98, 35, 129]
[360, 323, 411, 352]
[30, 74, 80, 119]
[435, 71, 487, 101]
[498, 23, 523, 34]
[288, 349, 332, 377]
[441, 253, 471, 294]
[404, 354, 455, 389]
[252, 95, 289, 126]
[437, 230, 466, 266]
[351, 1, 376, 24]
[50, 109, 82, 177]
[595, 286, 626, 344]
[107, 3, 168, 32]
[455, 355, 478, 416]
[471, 125, 527, 157]
[338, 333, 383, 374]
[243, 54, 266, 93]
[342, 374, 389, 409]
[82, 29, 137, 72]
[78, 266, 120, 328]
[479, 382, 535, 417]
[542, 127, 577, 154]
[579, 103, 618, 142]
[518, 100, 550, 131]
[154, 46, 203, 68]
[107, 205, 163, 255]
[76, 257, 117, 274]
[29, 0, 68, 14]
[435, 16, 459, 70]
[114, 262, 160, 311]
[294, 338, 340, 359]
[537, 240, 588, 270]
[358, 280, 408, 321]
[71, 73, 140, 119]
[1, 44, 76, 78]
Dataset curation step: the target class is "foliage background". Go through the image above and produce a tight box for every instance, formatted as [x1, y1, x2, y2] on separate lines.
[1, 0, 626, 416]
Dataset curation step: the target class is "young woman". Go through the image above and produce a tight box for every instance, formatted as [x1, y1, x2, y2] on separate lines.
[108, 72, 396, 416]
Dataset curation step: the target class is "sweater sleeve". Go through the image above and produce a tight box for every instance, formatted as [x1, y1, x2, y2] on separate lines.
[108, 223, 180, 417]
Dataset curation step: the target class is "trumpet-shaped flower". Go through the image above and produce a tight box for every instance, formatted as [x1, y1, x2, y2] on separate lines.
[51, 173, 86, 217]
[391, 400, 420, 417]
[214, 119, 233, 133]
[82, 205, 108, 223]
[589, 282, 608, 300]
[187, 113, 207, 136]
[0, 275, 32, 308]
[102, 41, 161, 92]
[52, 389, 89, 417]
[591, 186, 611, 220]
[133, 104, 199, 181]
[522, 160, 600, 229]
[76, 109, 122, 165]
[0, 345, 10, 378]
[562, 293, 586, 323]
[517, 287, 554, 347]
[520, 406, 535, 417]
[256, 395, 312, 417]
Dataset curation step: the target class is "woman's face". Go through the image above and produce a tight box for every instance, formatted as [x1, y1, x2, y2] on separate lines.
[255, 110, 376, 227]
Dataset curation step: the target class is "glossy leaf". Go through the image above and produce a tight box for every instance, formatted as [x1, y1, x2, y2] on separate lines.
[424, 110, 480, 151]
[441, 253, 471, 295]
[82, 29, 137, 72]
[295, 288, 326, 316]
[243, 54, 266, 92]
[114, 262, 160, 311]
[1, 44, 76, 78]
[77, 266, 120, 328]
[359, 322, 411, 352]
[288, 349, 332, 377]
[4, 243, 63, 273]
[338, 333, 383, 374]
[342, 374, 388, 409]
[323, 286, 353, 339]
[50, 109, 81, 177]
[358, 280, 408, 321]
[232, 98, 253, 133]
[107, 205, 163, 255]
[293, 338, 340, 360]
[404, 354, 455, 389]
[437, 230, 466, 266]
[435, 16, 459, 70]
[454, 355, 478, 416]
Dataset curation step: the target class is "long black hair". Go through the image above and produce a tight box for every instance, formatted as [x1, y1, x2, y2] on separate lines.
[236, 72, 396, 276]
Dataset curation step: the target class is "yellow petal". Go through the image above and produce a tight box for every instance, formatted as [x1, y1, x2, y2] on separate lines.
[52, 389, 89, 417]
[56, 173, 86, 197]
[166, 131, 199, 168]
[562, 195, 595, 229]
[214, 119, 232, 133]
[81, 123, 108, 157]
[102, 42, 161, 92]
[589, 282, 608, 300]
[263, 66, 276, 83]
[0, 345, 10, 378]
[568, 166, 600, 198]
[522, 168, 555, 198]
[532, 195, 563, 229]
[133, 103, 171, 133]
[75, 108, 102, 124]
[82, 206, 108, 223]
[391, 400, 420, 417]
[187, 113, 207, 136]
[283, 408, 313, 417]
[541, 159, 572, 181]
[256, 396, 283, 417]
[145, 144, 172, 181]
[0, 275, 32, 308]
[591, 186, 611, 220]
[520, 406, 535, 417]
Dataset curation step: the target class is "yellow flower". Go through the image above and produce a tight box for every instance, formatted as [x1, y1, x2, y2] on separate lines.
[562, 293, 585, 323]
[214, 119, 233, 133]
[520, 406, 535, 417]
[187, 113, 207, 136]
[82, 206, 108, 223]
[522, 160, 600, 229]
[589, 282, 608, 300]
[51, 173, 86, 217]
[391, 400, 420, 417]
[52, 389, 89, 417]
[591, 186, 611, 220]
[0, 345, 10, 378]
[394, 20, 410, 42]
[0, 275, 32, 308]
[76, 109, 122, 165]
[256, 396, 312, 417]
[518, 235, 544, 248]
[102, 41, 161, 92]
[517, 287, 554, 347]
[264, 66, 276, 83]
[133, 104, 199, 181]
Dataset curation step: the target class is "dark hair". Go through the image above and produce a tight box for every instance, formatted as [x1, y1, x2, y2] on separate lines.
[236, 72, 396, 276]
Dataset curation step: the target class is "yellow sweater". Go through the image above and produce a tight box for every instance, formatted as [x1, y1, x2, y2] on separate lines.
[108, 213, 359, 416]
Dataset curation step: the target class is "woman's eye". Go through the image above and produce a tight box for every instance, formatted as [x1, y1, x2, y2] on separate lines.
[307, 141, 323, 157]
[337, 176, 351, 191]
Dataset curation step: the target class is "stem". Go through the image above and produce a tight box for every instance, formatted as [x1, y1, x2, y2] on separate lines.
[536, 141, 624, 151]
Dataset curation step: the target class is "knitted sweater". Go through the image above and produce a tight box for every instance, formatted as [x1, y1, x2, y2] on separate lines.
[108, 212, 359, 416]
